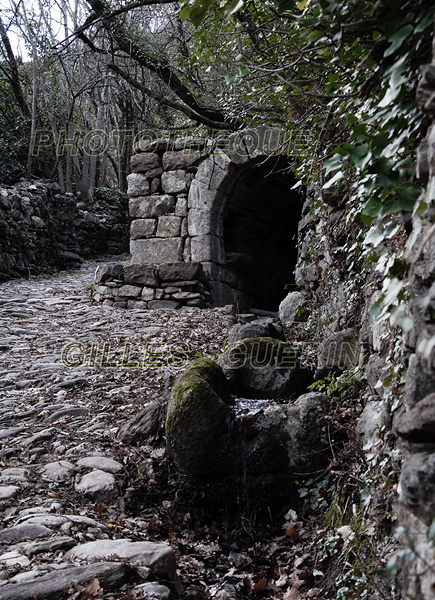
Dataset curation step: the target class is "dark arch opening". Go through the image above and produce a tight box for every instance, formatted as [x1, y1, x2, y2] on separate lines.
[222, 158, 303, 311]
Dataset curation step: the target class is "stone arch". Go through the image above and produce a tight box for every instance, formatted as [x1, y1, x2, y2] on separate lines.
[187, 128, 304, 311]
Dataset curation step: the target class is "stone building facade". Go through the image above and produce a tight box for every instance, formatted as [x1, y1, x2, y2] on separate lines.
[92, 127, 304, 311]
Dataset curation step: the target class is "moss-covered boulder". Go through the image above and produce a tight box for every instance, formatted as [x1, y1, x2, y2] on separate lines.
[166, 358, 235, 480]
[219, 337, 313, 399]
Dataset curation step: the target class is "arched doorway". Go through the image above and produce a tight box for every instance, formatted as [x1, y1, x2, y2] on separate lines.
[187, 129, 304, 311]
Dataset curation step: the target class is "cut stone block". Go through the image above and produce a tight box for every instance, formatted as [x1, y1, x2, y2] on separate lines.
[127, 173, 150, 197]
[130, 219, 156, 239]
[124, 265, 158, 286]
[129, 195, 174, 219]
[157, 216, 182, 237]
[130, 153, 162, 172]
[162, 150, 202, 171]
[130, 238, 183, 264]
[161, 170, 188, 194]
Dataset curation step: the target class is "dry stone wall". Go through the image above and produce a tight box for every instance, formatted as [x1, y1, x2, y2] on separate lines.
[0, 181, 129, 281]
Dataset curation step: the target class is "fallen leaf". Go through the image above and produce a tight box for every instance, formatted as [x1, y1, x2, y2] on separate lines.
[253, 577, 267, 592]
[285, 527, 299, 539]
[276, 571, 288, 587]
[283, 586, 301, 600]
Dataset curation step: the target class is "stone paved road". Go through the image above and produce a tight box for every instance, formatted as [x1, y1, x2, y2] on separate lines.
[0, 260, 231, 599]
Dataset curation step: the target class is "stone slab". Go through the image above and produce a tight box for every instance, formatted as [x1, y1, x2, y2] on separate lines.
[130, 239, 183, 265]
[124, 264, 158, 286]
[0, 562, 128, 600]
[66, 539, 176, 580]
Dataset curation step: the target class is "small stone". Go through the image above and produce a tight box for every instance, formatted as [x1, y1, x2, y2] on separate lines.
[0, 485, 20, 500]
[135, 582, 171, 600]
[75, 469, 117, 501]
[141, 287, 155, 302]
[41, 461, 75, 482]
[117, 285, 142, 297]
[77, 456, 123, 474]
[175, 197, 188, 217]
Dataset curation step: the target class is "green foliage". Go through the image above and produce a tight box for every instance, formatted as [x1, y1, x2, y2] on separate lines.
[308, 367, 364, 398]
[298, 474, 330, 511]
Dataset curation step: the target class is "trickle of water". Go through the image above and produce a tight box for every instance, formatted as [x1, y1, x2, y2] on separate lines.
[233, 397, 276, 417]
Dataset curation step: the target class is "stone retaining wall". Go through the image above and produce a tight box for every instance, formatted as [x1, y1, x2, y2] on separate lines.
[93, 261, 211, 309]
[0, 181, 129, 280]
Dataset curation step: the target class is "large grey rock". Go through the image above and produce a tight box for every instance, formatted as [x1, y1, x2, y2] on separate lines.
[129, 195, 174, 219]
[127, 173, 150, 197]
[75, 469, 117, 501]
[166, 358, 234, 479]
[162, 150, 202, 171]
[131, 218, 157, 239]
[130, 238, 183, 264]
[156, 215, 181, 237]
[161, 170, 188, 194]
[66, 539, 176, 580]
[124, 264, 158, 286]
[395, 393, 435, 443]
[284, 392, 330, 473]
[0, 562, 128, 600]
[219, 337, 312, 399]
[228, 318, 284, 343]
[118, 400, 161, 443]
[130, 153, 162, 172]
[399, 452, 435, 518]
[278, 292, 307, 327]
[356, 398, 389, 445]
